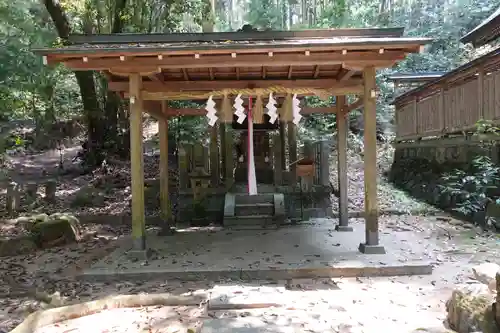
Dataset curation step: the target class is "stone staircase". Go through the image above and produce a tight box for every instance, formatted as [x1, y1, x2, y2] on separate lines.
[223, 192, 285, 229]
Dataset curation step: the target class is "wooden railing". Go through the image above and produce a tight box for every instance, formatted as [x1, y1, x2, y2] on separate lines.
[394, 47, 500, 141]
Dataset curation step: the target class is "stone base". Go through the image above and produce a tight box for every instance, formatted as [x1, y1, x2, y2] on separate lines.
[127, 248, 153, 261]
[358, 243, 386, 254]
[335, 225, 353, 232]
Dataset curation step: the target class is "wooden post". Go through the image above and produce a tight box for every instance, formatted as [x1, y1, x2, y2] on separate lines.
[335, 96, 352, 232]
[129, 73, 147, 256]
[178, 146, 189, 189]
[224, 125, 233, 189]
[219, 123, 226, 179]
[159, 101, 172, 224]
[287, 122, 297, 184]
[210, 124, 219, 185]
[272, 132, 283, 186]
[478, 67, 485, 120]
[359, 66, 385, 254]
[279, 121, 287, 170]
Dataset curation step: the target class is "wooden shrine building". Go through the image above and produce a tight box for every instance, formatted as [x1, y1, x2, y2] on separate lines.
[35, 28, 430, 256]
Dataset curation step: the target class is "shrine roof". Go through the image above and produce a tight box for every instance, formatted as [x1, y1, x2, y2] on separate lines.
[461, 6, 500, 47]
[33, 28, 431, 103]
[34, 28, 430, 65]
[386, 71, 446, 82]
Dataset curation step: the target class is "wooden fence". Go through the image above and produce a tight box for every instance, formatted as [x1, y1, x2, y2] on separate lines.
[395, 47, 500, 141]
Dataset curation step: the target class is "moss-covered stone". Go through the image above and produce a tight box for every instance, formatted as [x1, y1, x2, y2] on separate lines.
[446, 284, 499, 333]
[29, 213, 81, 248]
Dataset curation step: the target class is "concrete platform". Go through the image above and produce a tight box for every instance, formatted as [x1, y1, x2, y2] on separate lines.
[79, 219, 433, 282]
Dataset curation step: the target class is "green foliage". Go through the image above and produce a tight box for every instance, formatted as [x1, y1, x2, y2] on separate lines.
[438, 156, 500, 215]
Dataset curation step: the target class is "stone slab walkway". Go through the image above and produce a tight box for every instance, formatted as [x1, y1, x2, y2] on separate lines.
[80, 218, 433, 281]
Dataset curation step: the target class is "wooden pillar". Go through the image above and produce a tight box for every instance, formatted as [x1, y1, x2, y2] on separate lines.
[359, 66, 385, 254]
[219, 123, 226, 179]
[178, 146, 189, 189]
[210, 124, 219, 185]
[279, 121, 287, 170]
[129, 73, 147, 255]
[335, 95, 352, 232]
[272, 132, 283, 186]
[159, 101, 172, 224]
[224, 125, 233, 189]
[287, 122, 297, 184]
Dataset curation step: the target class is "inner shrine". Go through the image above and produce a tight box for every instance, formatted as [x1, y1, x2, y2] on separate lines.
[35, 28, 431, 256]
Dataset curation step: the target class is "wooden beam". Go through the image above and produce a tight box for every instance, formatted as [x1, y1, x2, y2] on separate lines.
[159, 101, 172, 224]
[287, 66, 293, 79]
[335, 95, 352, 232]
[141, 86, 361, 100]
[143, 105, 338, 117]
[108, 78, 364, 93]
[62, 51, 407, 71]
[359, 66, 385, 254]
[337, 68, 356, 81]
[346, 98, 363, 112]
[209, 68, 215, 80]
[129, 73, 146, 252]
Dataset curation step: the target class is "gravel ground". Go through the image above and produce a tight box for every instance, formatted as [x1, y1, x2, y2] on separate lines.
[1, 128, 498, 332]
[1, 214, 499, 332]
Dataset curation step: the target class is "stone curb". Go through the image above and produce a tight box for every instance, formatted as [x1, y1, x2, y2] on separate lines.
[78, 262, 433, 283]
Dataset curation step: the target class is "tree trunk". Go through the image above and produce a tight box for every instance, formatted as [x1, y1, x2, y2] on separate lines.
[102, 0, 128, 157]
[42, 0, 104, 167]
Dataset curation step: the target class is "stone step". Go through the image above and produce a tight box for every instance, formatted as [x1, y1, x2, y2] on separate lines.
[235, 203, 274, 216]
[223, 215, 276, 228]
[235, 194, 274, 205]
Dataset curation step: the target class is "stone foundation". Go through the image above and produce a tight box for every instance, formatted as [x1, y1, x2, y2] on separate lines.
[390, 137, 500, 228]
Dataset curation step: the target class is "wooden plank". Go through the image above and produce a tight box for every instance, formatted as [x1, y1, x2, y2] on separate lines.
[394, 47, 500, 107]
[108, 78, 364, 93]
[361, 66, 382, 251]
[478, 67, 484, 120]
[159, 101, 172, 223]
[335, 96, 351, 231]
[62, 51, 407, 71]
[129, 73, 146, 251]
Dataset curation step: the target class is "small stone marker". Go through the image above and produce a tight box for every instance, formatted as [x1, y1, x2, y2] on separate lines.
[25, 182, 38, 204]
[44, 180, 57, 204]
[6, 182, 20, 215]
